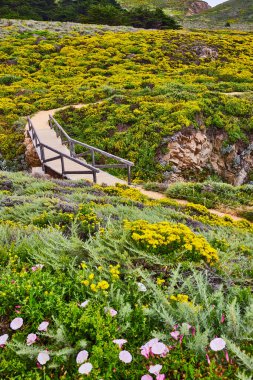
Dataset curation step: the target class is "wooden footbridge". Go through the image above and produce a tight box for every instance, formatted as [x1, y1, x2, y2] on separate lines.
[26, 106, 134, 185]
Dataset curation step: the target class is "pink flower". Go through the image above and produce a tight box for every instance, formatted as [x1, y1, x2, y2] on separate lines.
[140, 338, 158, 359]
[0, 334, 8, 347]
[78, 362, 93, 374]
[80, 300, 89, 308]
[210, 338, 226, 351]
[156, 375, 165, 380]
[113, 339, 127, 349]
[225, 350, 229, 363]
[32, 264, 44, 271]
[10, 317, 23, 330]
[170, 331, 180, 340]
[104, 307, 117, 317]
[37, 352, 50, 365]
[141, 345, 150, 359]
[38, 321, 49, 332]
[76, 350, 89, 364]
[141, 376, 153, 380]
[149, 364, 162, 376]
[160, 346, 169, 358]
[119, 350, 132, 363]
[206, 353, 211, 365]
[221, 314, 225, 323]
[26, 333, 37, 345]
[151, 342, 167, 356]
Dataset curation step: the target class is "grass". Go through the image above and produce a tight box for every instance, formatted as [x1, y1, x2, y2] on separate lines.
[165, 181, 253, 220]
[0, 170, 252, 378]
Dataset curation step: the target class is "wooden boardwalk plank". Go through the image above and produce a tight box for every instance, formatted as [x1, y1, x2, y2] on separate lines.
[27, 106, 126, 186]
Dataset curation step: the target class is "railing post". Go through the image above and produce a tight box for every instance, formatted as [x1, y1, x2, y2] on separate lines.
[61, 155, 65, 176]
[91, 150, 95, 166]
[127, 165, 131, 185]
[40, 145, 45, 171]
[93, 170, 97, 184]
[70, 141, 75, 157]
[49, 116, 52, 129]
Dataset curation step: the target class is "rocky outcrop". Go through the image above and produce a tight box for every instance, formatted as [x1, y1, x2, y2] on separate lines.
[24, 136, 41, 167]
[186, 1, 211, 16]
[161, 127, 253, 185]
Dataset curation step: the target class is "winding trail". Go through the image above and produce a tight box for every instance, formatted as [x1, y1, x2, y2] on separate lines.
[27, 102, 246, 223]
[136, 189, 244, 221]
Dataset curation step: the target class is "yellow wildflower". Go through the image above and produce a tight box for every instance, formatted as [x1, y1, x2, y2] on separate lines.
[90, 283, 97, 292]
[97, 280, 110, 290]
[156, 278, 165, 286]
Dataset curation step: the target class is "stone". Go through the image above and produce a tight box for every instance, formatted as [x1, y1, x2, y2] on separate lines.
[24, 137, 41, 167]
[162, 127, 253, 185]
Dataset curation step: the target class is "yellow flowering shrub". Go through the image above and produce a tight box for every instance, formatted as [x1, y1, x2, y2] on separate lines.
[124, 219, 218, 264]
[109, 264, 121, 280]
[170, 294, 189, 303]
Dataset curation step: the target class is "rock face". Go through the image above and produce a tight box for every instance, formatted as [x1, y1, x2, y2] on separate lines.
[186, 1, 211, 16]
[24, 136, 41, 167]
[162, 127, 253, 185]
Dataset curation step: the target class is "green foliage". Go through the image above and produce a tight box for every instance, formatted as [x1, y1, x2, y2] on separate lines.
[0, 29, 252, 178]
[127, 7, 181, 29]
[166, 181, 253, 220]
[0, 0, 180, 30]
[0, 171, 252, 378]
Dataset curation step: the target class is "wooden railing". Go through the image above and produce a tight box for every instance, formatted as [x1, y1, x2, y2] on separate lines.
[27, 117, 99, 183]
[49, 115, 134, 184]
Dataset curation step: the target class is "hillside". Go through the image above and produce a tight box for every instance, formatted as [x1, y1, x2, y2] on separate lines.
[0, 25, 252, 184]
[0, 170, 252, 378]
[185, 0, 253, 29]
[118, 0, 211, 16]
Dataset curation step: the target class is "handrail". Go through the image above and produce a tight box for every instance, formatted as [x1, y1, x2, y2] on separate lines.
[27, 116, 99, 183]
[49, 114, 134, 184]
[49, 115, 134, 165]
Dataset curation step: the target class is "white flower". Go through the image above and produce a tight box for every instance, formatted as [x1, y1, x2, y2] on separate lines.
[26, 333, 37, 346]
[10, 317, 23, 330]
[80, 300, 89, 308]
[37, 352, 50, 365]
[113, 339, 127, 349]
[137, 282, 147, 292]
[210, 338, 226, 351]
[38, 321, 49, 332]
[0, 334, 8, 346]
[76, 350, 89, 364]
[149, 364, 162, 375]
[119, 350, 132, 363]
[78, 362, 93, 374]
[151, 342, 167, 355]
[104, 307, 117, 316]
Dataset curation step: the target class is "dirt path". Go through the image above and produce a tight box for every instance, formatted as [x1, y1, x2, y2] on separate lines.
[28, 102, 246, 223]
[137, 188, 245, 222]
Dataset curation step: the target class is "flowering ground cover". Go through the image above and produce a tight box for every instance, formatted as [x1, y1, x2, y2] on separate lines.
[0, 28, 252, 182]
[0, 171, 252, 379]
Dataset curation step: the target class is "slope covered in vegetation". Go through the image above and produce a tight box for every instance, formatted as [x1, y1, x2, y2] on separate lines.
[185, 0, 253, 30]
[0, 0, 180, 29]
[0, 28, 252, 182]
[0, 171, 252, 379]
